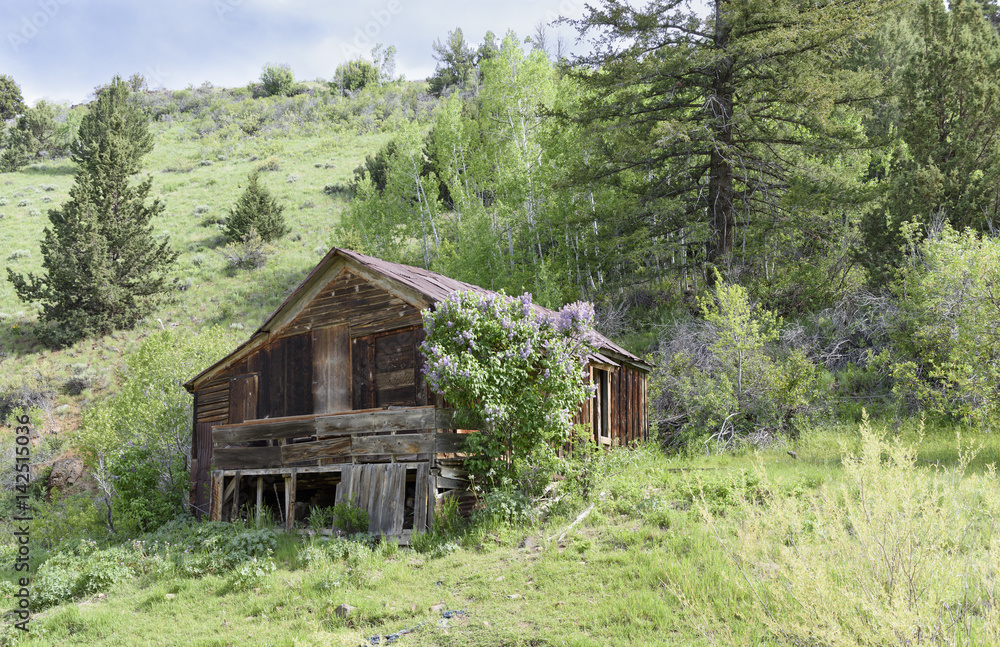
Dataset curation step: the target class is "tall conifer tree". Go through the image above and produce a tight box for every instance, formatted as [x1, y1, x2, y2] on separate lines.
[7, 76, 177, 346]
[860, 0, 1000, 282]
[560, 0, 891, 283]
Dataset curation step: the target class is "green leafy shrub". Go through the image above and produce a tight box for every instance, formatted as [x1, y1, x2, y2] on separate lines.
[33, 541, 138, 609]
[471, 487, 534, 528]
[421, 291, 596, 493]
[109, 444, 185, 534]
[331, 498, 369, 535]
[226, 557, 275, 591]
[220, 227, 274, 271]
[332, 59, 380, 93]
[891, 224, 1000, 428]
[29, 491, 109, 550]
[223, 171, 289, 243]
[76, 328, 236, 534]
[259, 63, 296, 97]
[143, 517, 277, 578]
[307, 505, 334, 530]
[652, 279, 822, 451]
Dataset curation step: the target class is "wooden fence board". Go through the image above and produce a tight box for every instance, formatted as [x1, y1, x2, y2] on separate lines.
[214, 418, 316, 444]
[210, 472, 223, 521]
[352, 433, 436, 456]
[413, 463, 429, 533]
[280, 437, 351, 464]
[319, 407, 439, 435]
[388, 464, 406, 535]
[213, 446, 282, 469]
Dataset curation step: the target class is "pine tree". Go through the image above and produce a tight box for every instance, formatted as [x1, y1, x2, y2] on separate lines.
[1, 100, 58, 172]
[224, 171, 289, 243]
[6, 76, 177, 347]
[859, 0, 1000, 282]
[0, 74, 25, 121]
[561, 0, 891, 279]
[428, 28, 476, 96]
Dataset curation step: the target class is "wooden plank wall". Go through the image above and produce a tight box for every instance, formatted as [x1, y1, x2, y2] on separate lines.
[191, 422, 215, 517]
[609, 366, 647, 445]
[212, 413, 465, 470]
[196, 378, 230, 424]
[567, 364, 648, 447]
[353, 327, 426, 409]
[332, 463, 433, 534]
[313, 324, 351, 414]
[281, 269, 423, 338]
[228, 375, 258, 424]
[267, 332, 313, 418]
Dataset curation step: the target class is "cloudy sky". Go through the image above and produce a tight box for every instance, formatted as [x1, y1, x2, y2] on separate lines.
[1, 0, 651, 106]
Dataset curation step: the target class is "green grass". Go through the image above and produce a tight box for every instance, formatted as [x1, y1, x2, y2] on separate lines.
[6, 424, 998, 646]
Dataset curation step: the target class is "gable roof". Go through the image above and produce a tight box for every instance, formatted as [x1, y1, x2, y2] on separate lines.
[185, 248, 649, 392]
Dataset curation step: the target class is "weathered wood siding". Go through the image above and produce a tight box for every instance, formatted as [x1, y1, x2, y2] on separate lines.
[568, 364, 648, 446]
[212, 407, 462, 469]
[190, 421, 215, 516]
[228, 374, 258, 424]
[265, 332, 314, 418]
[352, 327, 427, 410]
[312, 324, 351, 414]
[195, 377, 229, 424]
[609, 365, 648, 445]
[281, 268, 423, 338]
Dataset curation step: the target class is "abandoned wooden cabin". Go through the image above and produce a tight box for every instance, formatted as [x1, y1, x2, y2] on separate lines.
[184, 247, 651, 539]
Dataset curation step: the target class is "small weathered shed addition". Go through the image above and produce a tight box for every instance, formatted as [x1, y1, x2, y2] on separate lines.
[184, 248, 650, 539]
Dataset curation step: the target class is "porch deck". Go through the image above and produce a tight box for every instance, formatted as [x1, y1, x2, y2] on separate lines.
[206, 406, 472, 537]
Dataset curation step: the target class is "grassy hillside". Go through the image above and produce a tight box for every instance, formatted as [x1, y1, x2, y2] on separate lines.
[0, 82, 423, 434]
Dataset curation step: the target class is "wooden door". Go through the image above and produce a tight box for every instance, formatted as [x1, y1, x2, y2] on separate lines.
[229, 374, 259, 424]
[352, 327, 427, 410]
[313, 324, 352, 414]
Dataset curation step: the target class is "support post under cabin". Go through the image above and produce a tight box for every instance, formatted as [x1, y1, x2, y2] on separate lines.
[285, 469, 297, 530]
[256, 476, 263, 528]
[209, 471, 223, 521]
[231, 471, 242, 522]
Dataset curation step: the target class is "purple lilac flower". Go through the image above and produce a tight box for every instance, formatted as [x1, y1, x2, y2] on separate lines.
[518, 293, 533, 317]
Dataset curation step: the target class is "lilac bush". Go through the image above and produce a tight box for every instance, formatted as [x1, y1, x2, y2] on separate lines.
[421, 291, 597, 492]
